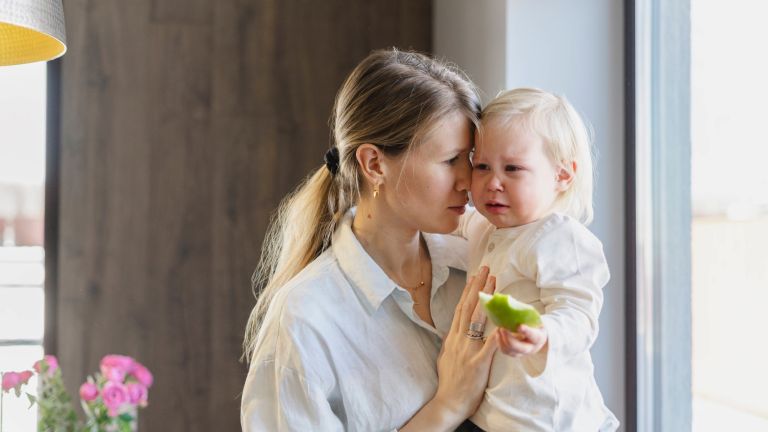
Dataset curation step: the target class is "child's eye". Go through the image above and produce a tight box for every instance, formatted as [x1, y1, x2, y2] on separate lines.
[446, 155, 460, 165]
[505, 165, 522, 172]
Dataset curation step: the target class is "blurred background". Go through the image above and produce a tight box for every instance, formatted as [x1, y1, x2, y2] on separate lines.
[1, 0, 765, 431]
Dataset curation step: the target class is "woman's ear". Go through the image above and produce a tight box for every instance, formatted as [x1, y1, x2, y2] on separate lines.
[355, 144, 385, 187]
[555, 161, 577, 192]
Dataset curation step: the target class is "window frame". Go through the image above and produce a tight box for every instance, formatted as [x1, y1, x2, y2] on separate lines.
[626, 0, 692, 430]
[43, 58, 62, 356]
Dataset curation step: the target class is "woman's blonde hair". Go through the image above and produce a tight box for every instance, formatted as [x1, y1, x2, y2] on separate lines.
[481, 87, 595, 225]
[243, 48, 480, 361]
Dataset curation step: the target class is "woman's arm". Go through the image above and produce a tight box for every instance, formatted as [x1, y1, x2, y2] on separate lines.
[398, 267, 500, 432]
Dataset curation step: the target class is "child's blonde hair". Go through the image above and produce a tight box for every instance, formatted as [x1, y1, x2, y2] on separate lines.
[481, 87, 594, 225]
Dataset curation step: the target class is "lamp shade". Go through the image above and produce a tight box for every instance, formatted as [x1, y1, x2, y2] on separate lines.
[0, 0, 66, 66]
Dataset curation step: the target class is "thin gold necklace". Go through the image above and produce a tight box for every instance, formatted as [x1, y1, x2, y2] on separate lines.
[403, 249, 427, 306]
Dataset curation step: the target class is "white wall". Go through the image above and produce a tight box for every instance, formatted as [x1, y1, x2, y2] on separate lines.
[433, 0, 507, 105]
[435, 0, 626, 426]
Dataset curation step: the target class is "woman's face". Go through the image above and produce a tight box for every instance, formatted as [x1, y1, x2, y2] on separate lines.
[383, 112, 473, 234]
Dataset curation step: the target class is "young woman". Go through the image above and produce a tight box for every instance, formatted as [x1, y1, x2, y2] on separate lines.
[241, 49, 500, 431]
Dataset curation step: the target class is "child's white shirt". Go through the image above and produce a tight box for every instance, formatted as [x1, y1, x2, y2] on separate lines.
[456, 209, 619, 432]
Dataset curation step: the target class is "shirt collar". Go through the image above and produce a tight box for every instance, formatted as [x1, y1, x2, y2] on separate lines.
[332, 210, 397, 313]
[332, 209, 468, 313]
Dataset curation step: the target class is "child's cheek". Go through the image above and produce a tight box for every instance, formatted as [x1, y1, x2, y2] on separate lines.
[469, 175, 484, 203]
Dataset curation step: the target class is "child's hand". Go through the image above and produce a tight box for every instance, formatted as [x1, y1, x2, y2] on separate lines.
[498, 325, 548, 358]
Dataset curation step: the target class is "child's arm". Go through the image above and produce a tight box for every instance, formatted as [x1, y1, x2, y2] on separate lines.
[535, 219, 609, 367]
[500, 217, 609, 370]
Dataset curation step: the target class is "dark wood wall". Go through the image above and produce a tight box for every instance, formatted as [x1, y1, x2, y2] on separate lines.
[53, 1, 431, 430]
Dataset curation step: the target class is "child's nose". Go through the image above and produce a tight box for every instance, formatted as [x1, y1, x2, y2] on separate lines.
[487, 174, 503, 191]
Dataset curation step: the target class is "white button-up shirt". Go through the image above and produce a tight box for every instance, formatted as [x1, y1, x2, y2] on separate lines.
[458, 211, 619, 432]
[241, 211, 469, 431]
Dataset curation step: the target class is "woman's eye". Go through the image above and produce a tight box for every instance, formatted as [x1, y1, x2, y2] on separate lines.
[474, 163, 489, 170]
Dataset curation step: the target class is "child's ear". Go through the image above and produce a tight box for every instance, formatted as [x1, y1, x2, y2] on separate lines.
[555, 161, 577, 192]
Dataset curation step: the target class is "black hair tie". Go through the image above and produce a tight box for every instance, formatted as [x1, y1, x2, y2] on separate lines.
[324, 147, 340, 175]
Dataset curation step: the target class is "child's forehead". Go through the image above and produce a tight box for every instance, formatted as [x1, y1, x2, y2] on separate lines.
[480, 113, 532, 133]
[476, 117, 542, 146]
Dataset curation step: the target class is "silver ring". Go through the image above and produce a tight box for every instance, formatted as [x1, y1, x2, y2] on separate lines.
[469, 321, 485, 333]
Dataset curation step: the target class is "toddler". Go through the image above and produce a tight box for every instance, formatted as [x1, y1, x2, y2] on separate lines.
[457, 88, 619, 431]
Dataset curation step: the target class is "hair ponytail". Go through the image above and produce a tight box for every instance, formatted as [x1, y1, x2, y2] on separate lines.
[242, 165, 345, 360]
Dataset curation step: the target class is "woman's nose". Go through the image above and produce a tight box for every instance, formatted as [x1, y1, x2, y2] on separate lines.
[455, 158, 472, 191]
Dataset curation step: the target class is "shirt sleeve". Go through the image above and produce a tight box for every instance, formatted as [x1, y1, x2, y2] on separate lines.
[525, 218, 610, 370]
[452, 206, 490, 239]
[241, 360, 344, 432]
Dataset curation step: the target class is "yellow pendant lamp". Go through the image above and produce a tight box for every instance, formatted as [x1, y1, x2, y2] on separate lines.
[0, 0, 66, 66]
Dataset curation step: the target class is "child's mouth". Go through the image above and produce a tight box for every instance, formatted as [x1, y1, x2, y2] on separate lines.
[485, 202, 509, 214]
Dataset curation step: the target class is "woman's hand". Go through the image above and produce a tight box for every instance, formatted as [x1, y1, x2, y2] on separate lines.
[399, 266, 499, 431]
[498, 325, 548, 358]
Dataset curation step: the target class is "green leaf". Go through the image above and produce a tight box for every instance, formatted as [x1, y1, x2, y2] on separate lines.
[26, 392, 37, 408]
[118, 420, 133, 432]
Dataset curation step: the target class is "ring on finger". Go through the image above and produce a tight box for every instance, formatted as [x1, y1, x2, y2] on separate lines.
[465, 329, 484, 340]
[469, 321, 485, 333]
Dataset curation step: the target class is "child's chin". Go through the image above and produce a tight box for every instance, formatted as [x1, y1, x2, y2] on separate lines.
[477, 209, 503, 226]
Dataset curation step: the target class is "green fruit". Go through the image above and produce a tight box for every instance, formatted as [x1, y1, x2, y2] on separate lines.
[478, 292, 542, 332]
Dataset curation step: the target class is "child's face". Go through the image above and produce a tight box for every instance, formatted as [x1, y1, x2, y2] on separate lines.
[471, 118, 570, 228]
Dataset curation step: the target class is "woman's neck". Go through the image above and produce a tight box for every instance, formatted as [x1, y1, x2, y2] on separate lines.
[351, 203, 425, 283]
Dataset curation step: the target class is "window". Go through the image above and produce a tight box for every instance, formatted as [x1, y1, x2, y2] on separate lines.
[0, 62, 47, 431]
[632, 0, 768, 430]
[691, 1, 768, 430]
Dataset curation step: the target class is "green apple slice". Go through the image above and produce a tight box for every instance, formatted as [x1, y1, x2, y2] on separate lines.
[478, 292, 542, 332]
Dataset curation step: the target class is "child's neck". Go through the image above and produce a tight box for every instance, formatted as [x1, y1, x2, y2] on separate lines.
[493, 212, 554, 230]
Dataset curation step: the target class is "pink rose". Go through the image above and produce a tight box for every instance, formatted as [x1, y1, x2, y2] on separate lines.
[2, 370, 33, 394]
[130, 362, 153, 388]
[101, 381, 129, 417]
[126, 382, 148, 407]
[79, 381, 99, 402]
[33, 355, 59, 376]
[100, 355, 135, 383]
[102, 366, 127, 383]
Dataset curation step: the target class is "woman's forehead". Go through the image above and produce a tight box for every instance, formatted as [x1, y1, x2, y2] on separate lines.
[418, 113, 472, 154]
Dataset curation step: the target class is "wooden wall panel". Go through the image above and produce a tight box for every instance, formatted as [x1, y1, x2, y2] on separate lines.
[56, 0, 431, 430]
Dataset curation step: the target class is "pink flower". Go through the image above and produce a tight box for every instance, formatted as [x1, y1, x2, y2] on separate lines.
[126, 382, 148, 407]
[130, 361, 153, 388]
[100, 355, 135, 383]
[2, 370, 33, 393]
[102, 366, 127, 383]
[18, 370, 33, 383]
[33, 355, 59, 376]
[79, 382, 99, 402]
[101, 381, 129, 417]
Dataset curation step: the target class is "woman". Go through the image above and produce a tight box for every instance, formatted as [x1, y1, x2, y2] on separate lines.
[241, 49, 499, 431]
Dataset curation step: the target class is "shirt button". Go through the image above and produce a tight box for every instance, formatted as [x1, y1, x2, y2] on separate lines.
[487, 242, 495, 252]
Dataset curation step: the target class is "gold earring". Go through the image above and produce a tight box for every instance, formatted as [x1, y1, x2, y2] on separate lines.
[373, 184, 379, 199]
